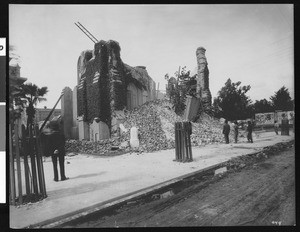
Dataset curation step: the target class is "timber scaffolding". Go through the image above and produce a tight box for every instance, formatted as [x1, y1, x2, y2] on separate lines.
[9, 92, 64, 205]
[74, 22, 99, 43]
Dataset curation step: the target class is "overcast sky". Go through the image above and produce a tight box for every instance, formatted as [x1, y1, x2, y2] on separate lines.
[9, 4, 294, 109]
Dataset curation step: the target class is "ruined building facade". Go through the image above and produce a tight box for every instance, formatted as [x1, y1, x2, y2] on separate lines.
[61, 40, 156, 141]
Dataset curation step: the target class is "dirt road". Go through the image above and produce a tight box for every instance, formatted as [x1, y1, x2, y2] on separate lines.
[62, 142, 295, 227]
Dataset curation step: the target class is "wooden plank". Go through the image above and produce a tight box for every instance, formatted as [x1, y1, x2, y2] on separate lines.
[29, 126, 39, 194]
[9, 124, 16, 205]
[180, 123, 185, 161]
[36, 126, 47, 197]
[21, 126, 31, 195]
[14, 122, 23, 204]
[39, 93, 64, 133]
[34, 125, 47, 197]
[175, 123, 179, 161]
[184, 122, 189, 162]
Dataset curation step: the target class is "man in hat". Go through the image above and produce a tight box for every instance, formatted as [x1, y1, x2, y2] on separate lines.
[41, 115, 68, 182]
[274, 120, 279, 135]
[233, 121, 239, 143]
[222, 119, 230, 144]
[246, 120, 253, 143]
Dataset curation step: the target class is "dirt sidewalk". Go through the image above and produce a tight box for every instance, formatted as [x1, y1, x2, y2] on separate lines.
[9, 131, 294, 228]
[66, 142, 295, 227]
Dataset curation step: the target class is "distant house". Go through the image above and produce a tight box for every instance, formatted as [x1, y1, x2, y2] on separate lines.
[255, 111, 294, 126]
[35, 107, 61, 124]
[9, 62, 27, 88]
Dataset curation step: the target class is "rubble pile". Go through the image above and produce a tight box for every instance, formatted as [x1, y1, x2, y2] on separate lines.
[223, 140, 294, 171]
[154, 100, 226, 146]
[191, 114, 225, 145]
[65, 138, 121, 154]
[66, 99, 233, 154]
[120, 99, 226, 152]
[120, 100, 174, 152]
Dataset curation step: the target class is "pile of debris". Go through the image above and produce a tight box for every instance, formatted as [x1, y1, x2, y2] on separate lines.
[223, 140, 294, 171]
[119, 99, 226, 152]
[66, 99, 230, 154]
[119, 100, 175, 152]
[155, 100, 227, 146]
[65, 138, 121, 154]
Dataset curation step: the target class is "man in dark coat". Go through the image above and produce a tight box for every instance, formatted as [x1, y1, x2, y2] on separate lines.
[274, 120, 279, 135]
[41, 116, 68, 182]
[233, 121, 239, 143]
[281, 114, 290, 135]
[222, 119, 230, 144]
[246, 120, 253, 143]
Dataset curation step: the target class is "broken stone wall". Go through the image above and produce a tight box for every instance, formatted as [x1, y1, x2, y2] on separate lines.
[77, 40, 112, 128]
[107, 40, 127, 112]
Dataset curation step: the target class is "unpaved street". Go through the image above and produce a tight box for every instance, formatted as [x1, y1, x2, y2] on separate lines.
[63, 142, 295, 227]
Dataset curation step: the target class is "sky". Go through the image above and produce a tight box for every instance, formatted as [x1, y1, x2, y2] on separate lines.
[9, 4, 294, 109]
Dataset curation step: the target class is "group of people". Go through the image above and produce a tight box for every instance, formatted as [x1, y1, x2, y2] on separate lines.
[222, 120, 253, 144]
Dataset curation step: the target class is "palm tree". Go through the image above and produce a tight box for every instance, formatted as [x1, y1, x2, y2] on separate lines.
[20, 83, 48, 194]
[21, 83, 48, 131]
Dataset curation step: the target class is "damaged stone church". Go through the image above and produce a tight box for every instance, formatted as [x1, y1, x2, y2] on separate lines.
[61, 40, 156, 141]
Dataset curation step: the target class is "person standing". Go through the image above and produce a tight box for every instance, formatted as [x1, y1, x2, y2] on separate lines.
[246, 120, 253, 143]
[281, 114, 290, 135]
[274, 120, 279, 135]
[41, 116, 68, 182]
[223, 119, 230, 144]
[233, 121, 239, 143]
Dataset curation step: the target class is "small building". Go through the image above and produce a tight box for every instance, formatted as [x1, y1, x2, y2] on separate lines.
[35, 107, 61, 123]
[9, 62, 27, 87]
[255, 111, 294, 128]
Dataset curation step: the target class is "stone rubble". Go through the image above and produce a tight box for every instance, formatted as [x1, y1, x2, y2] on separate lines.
[66, 99, 233, 155]
[223, 141, 294, 171]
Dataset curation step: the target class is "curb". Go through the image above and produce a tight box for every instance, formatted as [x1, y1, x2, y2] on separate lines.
[30, 161, 229, 228]
[29, 139, 294, 228]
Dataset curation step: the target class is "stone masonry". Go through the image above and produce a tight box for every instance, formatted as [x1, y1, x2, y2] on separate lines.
[61, 39, 156, 141]
[196, 47, 212, 108]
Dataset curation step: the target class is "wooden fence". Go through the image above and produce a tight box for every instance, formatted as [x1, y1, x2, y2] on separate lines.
[9, 120, 47, 205]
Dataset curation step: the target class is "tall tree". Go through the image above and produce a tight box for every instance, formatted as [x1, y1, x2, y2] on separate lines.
[213, 78, 253, 120]
[21, 83, 48, 195]
[20, 83, 48, 130]
[270, 86, 294, 111]
[252, 99, 274, 113]
[9, 83, 26, 124]
[165, 66, 196, 115]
